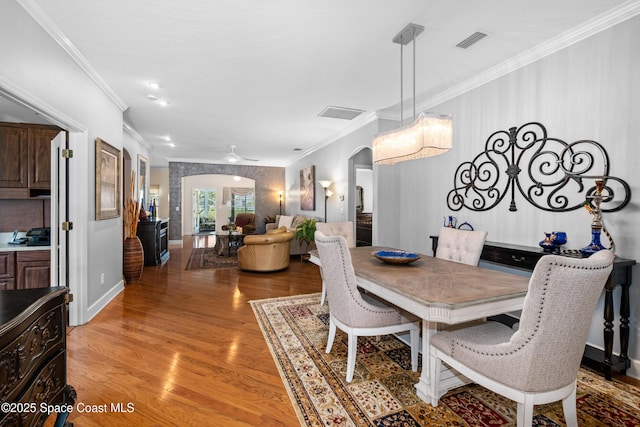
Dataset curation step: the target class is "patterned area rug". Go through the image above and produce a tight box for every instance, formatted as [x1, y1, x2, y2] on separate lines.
[250, 293, 640, 426]
[184, 248, 238, 270]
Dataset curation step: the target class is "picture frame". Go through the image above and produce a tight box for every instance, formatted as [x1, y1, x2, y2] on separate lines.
[137, 154, 148, 208]
[300, 165, 315, 211]
[95, 138, 121, 220]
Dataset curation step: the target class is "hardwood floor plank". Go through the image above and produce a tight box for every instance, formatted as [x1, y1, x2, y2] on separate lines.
[55, 238, 321, 426]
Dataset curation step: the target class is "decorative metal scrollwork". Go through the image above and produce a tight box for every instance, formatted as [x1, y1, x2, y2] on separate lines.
[447, 122, 631, 212]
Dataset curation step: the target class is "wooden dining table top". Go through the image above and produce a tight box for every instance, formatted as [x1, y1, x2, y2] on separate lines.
[312, 246, 531, 309]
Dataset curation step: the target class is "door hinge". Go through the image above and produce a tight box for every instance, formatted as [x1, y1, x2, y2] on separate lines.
[62, 149, 73, 158]
[65, 293, 74, 304]
[61, 221, 73, 231]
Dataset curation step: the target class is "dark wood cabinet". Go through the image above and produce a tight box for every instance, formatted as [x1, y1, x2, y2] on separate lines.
[0, 287, 75, 426]
[0, 250, 50, 290]
[0, 122, 61, 199]
[16, 251, 51, 289]
[0, 125, 28, 189]
[137, 218, 170, 266]
[0, 251, 16, 290]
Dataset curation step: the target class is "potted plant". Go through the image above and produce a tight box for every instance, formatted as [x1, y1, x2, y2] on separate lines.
[295, 218, 316, 261]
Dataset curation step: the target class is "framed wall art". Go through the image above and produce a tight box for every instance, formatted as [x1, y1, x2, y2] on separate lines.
[95, 138, 121, 220]
[138, 154, 148, 207]
[300, 165, 315, 211]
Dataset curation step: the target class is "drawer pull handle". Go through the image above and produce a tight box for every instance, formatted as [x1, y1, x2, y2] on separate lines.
[512, 256, 525, 262]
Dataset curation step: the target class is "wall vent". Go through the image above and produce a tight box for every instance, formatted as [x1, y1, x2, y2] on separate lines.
[318, 106, 365, 120]
[456, 31, 487, 49]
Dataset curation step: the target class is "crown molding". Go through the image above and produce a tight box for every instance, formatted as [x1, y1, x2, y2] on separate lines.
[414, 0, 640, 112]
[123, 122, 151, 150]
[18, 0, 128, 112]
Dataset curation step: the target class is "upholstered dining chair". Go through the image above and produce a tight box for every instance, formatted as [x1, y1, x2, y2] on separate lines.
[435, 227, 488, 266]
[315, 222, 355, 305]
[428, 250, 615, 427]
[315, 231, 420, 383]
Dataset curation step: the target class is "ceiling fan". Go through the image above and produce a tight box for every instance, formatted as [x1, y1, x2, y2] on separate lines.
[223, 145, 258, 163]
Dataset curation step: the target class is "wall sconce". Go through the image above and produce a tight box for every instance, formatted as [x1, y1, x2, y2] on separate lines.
[318, 180, 333, 222]
[278, 191, 284, 215]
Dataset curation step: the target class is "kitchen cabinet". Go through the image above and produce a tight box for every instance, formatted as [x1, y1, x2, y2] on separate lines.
[0, 122, 61, 198]
[0, 251, 15, 290]
[0, 250, 50, 290]
[16, 250, 51, 289]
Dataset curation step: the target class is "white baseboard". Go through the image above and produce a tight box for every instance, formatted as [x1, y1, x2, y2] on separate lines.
[82, 280, 124, 324]
[169, 239, 182, 246]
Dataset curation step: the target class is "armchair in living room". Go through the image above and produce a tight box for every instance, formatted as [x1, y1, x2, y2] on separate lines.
[237, 226, 294, 272]
[222, 213, 256, 234]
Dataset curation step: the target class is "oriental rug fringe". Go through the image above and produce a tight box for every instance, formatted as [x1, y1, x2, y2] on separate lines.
[250, 293, 640, 426]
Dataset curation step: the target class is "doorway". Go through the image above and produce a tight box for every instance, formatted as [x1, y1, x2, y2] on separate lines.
[348, 147, 373, 246]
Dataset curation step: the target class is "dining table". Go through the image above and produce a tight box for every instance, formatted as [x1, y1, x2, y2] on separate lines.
[309, 245, 531, 403]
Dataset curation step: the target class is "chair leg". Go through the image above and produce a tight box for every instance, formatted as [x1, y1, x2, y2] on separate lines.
[326, 318, 336, 353]
[561, 384, 578, 427]
[516, 398, 534, 427]
[346, 331, 357, 382]
[320, 280, 327, 305]
[409, 326, 419, 372]
[429, 352, 441, 406]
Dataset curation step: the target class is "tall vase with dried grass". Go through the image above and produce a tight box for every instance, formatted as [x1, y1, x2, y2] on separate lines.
[123, 171, 144, 283]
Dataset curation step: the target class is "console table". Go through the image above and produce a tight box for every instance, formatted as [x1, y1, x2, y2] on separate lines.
[0, 287, 76, 426]
[137, 218, 170, 266]
[430, 236, 636, 380]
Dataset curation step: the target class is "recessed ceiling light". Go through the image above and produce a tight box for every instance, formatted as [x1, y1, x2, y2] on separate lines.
[146, 94, 158, 101]
[147, 81, 161, 90]
[161, 135, 171, 141]
[157, 99, 169, 107]
[166, 142, 176, 148]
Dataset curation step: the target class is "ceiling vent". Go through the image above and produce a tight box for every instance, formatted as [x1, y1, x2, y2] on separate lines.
[456, 31, 487, 49]
[318, 106, 365, 120]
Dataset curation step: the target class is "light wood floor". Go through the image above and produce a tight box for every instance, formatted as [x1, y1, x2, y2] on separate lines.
[60, 236, 321, 426]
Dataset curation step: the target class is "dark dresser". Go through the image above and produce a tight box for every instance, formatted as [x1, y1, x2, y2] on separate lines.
[0, 286, 75, 426]
[136, 218, 170, 266]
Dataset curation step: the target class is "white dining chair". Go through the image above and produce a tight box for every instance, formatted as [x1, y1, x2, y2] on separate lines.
[435, 227, 487, 266]
[315, 222, 355, 305]
[429, 250, 615, 427]
[315, 231, 419, 382]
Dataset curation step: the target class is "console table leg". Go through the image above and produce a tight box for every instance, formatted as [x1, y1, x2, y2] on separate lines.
[603, 288, 614, 380]
[619, 282, 631, 373]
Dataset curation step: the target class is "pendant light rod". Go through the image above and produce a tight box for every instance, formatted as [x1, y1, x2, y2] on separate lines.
[392, 23, 424, 124]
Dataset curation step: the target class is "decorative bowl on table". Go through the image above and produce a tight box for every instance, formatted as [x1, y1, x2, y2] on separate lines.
[372, 250, 421, 264]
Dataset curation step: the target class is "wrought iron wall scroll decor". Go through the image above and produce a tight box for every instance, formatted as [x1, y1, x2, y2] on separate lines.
[446, 122, 630, 213]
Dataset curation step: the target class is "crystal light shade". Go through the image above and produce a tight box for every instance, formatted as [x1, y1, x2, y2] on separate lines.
[373, 112, 453, 165]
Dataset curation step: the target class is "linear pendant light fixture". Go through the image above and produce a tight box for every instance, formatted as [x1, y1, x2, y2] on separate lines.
[373, 23, 453, 165]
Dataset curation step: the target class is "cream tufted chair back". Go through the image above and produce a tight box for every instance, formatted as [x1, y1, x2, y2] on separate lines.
[435, 227, 487, 266]
[315, 222, 355, 248]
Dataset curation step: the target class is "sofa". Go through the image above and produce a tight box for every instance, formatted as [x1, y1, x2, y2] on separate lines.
[237, 226, 295, 272]
[222, 212, 256, 235]
[266, 214, 321, 256]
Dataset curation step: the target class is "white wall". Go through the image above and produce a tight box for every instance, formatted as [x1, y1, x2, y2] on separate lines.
[150, 167, 170, 219]
[0, 1, 138, 324]
[291, 16, 640, 377]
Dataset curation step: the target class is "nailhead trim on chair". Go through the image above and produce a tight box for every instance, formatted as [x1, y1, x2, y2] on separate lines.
[451, 259, 612, 358]
[330, 236, 401, 319]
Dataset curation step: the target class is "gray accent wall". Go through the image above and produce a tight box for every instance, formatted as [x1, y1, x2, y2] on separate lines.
[169, 162, 285, 238]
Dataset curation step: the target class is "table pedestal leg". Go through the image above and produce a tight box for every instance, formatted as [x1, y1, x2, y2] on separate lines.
[415, 320, 472, 404]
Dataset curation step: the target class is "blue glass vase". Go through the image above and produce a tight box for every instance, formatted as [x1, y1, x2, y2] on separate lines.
[581, 228, 606, 255]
